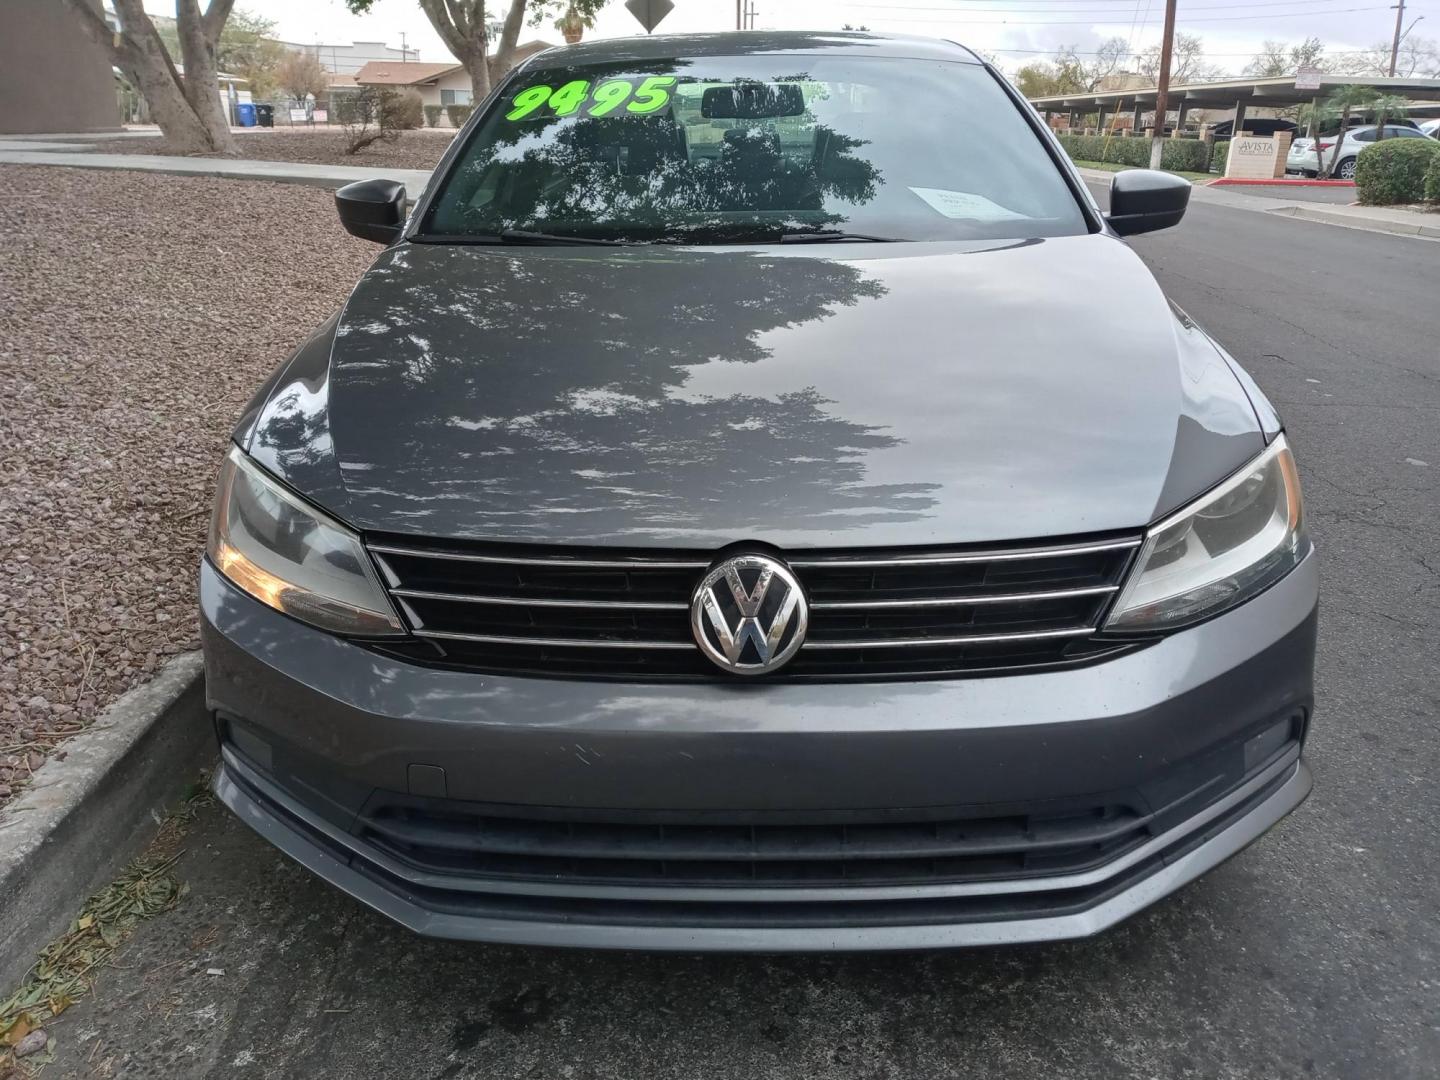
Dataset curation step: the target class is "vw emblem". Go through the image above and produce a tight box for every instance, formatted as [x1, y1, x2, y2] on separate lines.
[690, 553, 808, 676]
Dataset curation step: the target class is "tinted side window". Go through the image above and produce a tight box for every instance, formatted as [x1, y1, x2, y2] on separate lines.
[1389, 126, 1422, 138]
[1352, 129, 1375, 143]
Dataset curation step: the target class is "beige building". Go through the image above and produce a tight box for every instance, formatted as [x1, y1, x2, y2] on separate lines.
[354, 61, 472, 108]
[0, 0, 118, 133]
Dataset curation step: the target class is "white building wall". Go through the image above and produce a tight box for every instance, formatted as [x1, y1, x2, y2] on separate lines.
[280, 40, 419, 76]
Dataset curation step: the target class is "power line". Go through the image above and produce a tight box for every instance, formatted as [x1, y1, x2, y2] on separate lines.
[831, 5, 1396, 24]
[989, 44, 1386, 53]
[838, 0, 1383, 10]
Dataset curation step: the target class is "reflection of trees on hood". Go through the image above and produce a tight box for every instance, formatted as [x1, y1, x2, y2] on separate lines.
[308, 245, 939, 538]
[343, 246, 884, 408]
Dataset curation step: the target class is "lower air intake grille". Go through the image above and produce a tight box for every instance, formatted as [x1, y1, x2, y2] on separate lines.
[355, 795, 1155, 889]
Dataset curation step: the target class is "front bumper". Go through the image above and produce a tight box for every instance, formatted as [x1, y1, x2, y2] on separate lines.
[201, 553, 1318, 951]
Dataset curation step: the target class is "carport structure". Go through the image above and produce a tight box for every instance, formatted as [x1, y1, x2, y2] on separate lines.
[1027, 74, 1440, 136]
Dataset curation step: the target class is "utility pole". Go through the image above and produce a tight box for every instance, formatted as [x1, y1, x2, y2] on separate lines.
[1389, 0, 1405, 76]
[1148, 0, 1178, 169]
[399, 31, 409, 63]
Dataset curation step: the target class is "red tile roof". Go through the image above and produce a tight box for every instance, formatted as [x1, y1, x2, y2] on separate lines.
[354, 61, 463, 86]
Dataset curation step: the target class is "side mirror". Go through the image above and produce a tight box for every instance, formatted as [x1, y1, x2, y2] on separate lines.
[1106, 169, 1190, 236]
[335, 178, 407, 244]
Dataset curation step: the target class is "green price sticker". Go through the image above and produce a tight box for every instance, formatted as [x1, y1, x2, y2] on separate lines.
[503, 76, 676, 121]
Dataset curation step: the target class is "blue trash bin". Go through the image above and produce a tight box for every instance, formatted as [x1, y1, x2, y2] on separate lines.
[236, 103, 256, 127]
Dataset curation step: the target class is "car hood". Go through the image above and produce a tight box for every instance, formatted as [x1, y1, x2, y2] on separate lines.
[242, 236, 1264, 549]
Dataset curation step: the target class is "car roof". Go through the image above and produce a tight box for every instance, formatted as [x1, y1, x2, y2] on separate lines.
[1346, 123, 1411, 133]
[521, 30, 984, 71]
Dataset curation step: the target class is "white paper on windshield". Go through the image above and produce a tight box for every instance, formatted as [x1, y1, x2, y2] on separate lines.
[908, 187, 1028, 222]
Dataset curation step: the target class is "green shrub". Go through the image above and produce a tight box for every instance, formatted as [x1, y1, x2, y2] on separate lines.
[1425, 151, 1440, 203]
[423, 104, 443, 128]
[332, 94, 362, 125]
[446, 103, 474, 128]
[1056, 133, 1212, 174]
[1354, 138, 1440, 204]
[1209, 140, 1230, 174]
[383, 89, 424, 131]
[1161, 137, 1211, 173]
[1057, 133, 1147, 167]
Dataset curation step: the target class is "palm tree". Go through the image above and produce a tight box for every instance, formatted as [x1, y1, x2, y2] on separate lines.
[1297, 101, 1331, 178]
[1370, 94, 1410, 140]
[1320, 85, 1381, 178]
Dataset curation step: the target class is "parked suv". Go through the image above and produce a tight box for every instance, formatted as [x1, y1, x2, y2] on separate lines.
[1287, 123, 1428, 178]
[202, 31, 1317, 951]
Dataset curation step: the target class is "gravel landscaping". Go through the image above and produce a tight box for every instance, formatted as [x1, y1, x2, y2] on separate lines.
[90, 127, 455, 171]
[0, 165, 375, 809]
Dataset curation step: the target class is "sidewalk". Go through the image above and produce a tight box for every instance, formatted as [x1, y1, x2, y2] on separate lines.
[1076, 165, 1440, 241]
[3, 145, 1435, 241]
[0, 140, 432, 201]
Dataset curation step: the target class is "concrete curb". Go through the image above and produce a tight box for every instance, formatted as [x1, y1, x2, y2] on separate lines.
[1265, 202, 1440, 240]
[0, 653, 211, 991]
[1077, 166, 1440, 241]
[0, 150, 433, 202]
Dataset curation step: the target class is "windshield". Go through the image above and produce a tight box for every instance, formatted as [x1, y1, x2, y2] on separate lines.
[421, 55, 1089, 243]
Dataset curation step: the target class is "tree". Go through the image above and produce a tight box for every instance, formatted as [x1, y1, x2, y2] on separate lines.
[1012, 63, 1062, 98]
[343, 0, 610, 101]
[1317, 85, 1381, 176]
[1244, 37, 1326, 77]
[217, 10, 286, 97]
[277, 50, 328, 102]
[1137, 33, 1219, 84]
[1334, 36, 1440, 78]
[1370, 94, 1409, 139]
[63, 0, 236, 154]
[1053, 37, 1130, 93]
[155, 9, 287, 98]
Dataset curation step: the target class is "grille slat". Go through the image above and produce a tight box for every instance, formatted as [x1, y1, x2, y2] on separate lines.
[355, 796, 1153, 888]
[368, 534, 1142, 680]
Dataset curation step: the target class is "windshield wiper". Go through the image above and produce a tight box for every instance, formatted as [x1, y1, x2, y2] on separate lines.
[778, 230, 904, 244]
[498, 229, 626, 246]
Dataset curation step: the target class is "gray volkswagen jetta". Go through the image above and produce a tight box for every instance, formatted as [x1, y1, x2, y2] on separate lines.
[202, 31, 1317, 950]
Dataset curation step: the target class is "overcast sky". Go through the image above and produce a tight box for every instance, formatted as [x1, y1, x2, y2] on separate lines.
[168, 0, 1426, 75]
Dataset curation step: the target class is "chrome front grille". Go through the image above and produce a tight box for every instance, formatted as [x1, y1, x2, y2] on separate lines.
[366, 535, 1143, 680]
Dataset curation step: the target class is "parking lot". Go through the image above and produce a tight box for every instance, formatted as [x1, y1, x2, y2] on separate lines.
[28, 185, 1439, 1080]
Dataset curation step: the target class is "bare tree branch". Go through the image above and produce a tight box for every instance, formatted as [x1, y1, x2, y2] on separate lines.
[492, 0, 527, 73]
[443, 0, 471, 37]
[202, 0, 237, 45]
[420, 0, 476, 61]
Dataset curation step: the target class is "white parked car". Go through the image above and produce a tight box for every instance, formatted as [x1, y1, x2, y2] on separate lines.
[1418, 118, 1440, 139]
[1286, 124, 1431, 179]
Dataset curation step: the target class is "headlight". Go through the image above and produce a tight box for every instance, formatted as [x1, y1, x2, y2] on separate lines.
[207, 446, 403, 636]
[1106, 435, 1308, 631]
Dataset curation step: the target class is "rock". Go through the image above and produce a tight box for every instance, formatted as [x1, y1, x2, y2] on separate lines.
[13, 1028, 48, 1057]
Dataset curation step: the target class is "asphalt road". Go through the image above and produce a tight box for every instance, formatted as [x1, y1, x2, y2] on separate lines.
[43, 201, 1439, 1080]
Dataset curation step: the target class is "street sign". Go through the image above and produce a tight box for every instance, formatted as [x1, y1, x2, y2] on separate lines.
[625, 0, 674, 33]
[1295, 67, 1322, 91]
